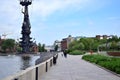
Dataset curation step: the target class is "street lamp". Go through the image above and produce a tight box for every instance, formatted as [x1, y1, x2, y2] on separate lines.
[106, 35, 113, 51]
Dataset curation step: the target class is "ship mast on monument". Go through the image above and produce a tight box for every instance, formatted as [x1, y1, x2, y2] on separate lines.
[19, 0, 33, 53]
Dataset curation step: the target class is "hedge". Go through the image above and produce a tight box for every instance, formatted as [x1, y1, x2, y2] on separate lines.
[69, 50, 85, 55]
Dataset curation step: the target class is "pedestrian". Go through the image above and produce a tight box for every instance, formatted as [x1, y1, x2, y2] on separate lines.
[53, 56, 56, 65]
[53, 54, 58, 65]
[63, 50, 67, 58]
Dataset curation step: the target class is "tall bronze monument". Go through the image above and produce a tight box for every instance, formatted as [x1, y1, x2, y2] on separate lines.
[19, 0, 33, 53]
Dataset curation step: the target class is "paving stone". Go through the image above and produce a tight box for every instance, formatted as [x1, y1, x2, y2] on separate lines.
[40, 52, 120, 80]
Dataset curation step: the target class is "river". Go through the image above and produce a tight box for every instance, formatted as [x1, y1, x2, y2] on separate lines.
[0, 54, 40, 79]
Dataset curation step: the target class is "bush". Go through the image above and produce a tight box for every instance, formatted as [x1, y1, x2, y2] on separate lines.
[69, 50, 85, 55]
[82, 54, 111, 64]
[82, 54, 120, 74]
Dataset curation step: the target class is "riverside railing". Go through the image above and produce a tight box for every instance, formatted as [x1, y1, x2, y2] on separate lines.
[3, 52, 58, 80]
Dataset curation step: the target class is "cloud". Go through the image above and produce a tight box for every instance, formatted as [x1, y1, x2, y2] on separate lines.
[88, 20, 94, 26]
[0, 0, 21, 35]
[0, 0, 110, 44]
[31, 0, 90, 18]
[107, 17, 120, 20]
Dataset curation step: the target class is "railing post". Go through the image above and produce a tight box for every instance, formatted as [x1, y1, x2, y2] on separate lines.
[46, 62, 48, 72]
[50, 59, 52, 67]
[36, 67, 38, 80]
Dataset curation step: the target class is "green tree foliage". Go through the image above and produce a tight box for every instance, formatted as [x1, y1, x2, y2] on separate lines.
[69, 35, 120, 52]
[54, 45, 58, 51]
[108, 35, 119, 42]
[68, 37, 111, 52]
[110, 41, 118, 50]
[38, 43, 42, 52]
[78, 38, 97, 51]
[41, 44, 45, 52]
[38, 43, 46, 52]
[1, 39, 15, 52]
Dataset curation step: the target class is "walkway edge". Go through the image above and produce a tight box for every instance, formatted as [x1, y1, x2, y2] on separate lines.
[83, 60, 120, 77]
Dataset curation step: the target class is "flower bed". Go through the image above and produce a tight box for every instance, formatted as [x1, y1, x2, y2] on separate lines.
[107, 52, 120, 56]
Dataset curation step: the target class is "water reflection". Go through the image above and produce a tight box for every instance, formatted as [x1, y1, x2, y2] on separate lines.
[0, 54, 39, 79]
[20, 55, 31, 70]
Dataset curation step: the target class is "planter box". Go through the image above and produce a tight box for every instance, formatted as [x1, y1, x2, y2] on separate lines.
[107, 52, 120, 56]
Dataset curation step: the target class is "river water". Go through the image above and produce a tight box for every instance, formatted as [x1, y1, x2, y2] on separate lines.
[0, 54, 40, 79]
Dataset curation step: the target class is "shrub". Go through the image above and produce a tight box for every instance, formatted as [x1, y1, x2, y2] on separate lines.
[82, 54, 120, 74]
[82, 54, 111, 64]
[69, 50, 85, 55]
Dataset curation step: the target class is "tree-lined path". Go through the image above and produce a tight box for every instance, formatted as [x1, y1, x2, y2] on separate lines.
[40, 52, 120, 80]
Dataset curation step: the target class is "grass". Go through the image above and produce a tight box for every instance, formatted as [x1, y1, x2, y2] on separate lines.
[82, 54, 120, 74]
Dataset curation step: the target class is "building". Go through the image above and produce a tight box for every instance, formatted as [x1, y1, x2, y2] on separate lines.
[32, 42, 39, 53]
[45, 45, 54, 52]
[74, 36, 86, 41]
[61, 35, 74, 51]
[53, 40, 61, 51]
[0, 36, 5, 52]
[0, 36, 2, 51]
[103, 35, 108, 39]
[61, 39, 67, 51]
[96, 35, 111, 39]
[96, 35, 101, 39]
[61, 35, 113, 51]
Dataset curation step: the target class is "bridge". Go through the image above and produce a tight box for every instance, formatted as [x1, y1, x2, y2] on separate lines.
[3, 52, 120, 80]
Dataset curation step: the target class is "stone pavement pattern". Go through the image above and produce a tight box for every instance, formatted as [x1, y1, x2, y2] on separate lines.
[40, 52, 120, 80]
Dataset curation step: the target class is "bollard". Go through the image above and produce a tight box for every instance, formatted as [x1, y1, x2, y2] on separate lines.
[35, 67, 38, 80]
[14, 78, 18, 80]
[50, 59, 52, 67]
[46, 62, 48, 72]
[53, 56, 57, 65]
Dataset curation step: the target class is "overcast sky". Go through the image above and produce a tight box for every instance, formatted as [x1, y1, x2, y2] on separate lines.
[0, 0, 120, 45]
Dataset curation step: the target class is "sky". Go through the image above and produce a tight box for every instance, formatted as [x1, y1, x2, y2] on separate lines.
[0, 0, 120, 45]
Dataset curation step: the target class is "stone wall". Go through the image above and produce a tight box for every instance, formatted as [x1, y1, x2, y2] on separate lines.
[3, 55, 57, 80]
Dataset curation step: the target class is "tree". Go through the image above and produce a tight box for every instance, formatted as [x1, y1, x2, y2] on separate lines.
[79, 38, 95, 51]
[108, 35, 119, 42]
[38, 43, 42, 52]
[110, 41, 117, 50]
[78, 42, 85, 50]
[38, 43, 46, 52]
[54, 45, 58, 51]
[1, 39, 15, 52]
[41, 44, 45, 52]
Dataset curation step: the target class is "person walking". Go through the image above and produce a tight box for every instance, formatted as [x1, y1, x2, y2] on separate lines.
[63, 50, 67, 58]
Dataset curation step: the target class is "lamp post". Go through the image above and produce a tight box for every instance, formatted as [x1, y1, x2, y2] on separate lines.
[106, 35, 113, 52]
[19, 0, 33, 53]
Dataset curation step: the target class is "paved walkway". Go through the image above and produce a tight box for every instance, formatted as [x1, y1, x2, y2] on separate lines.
[40, 52, 120, 80]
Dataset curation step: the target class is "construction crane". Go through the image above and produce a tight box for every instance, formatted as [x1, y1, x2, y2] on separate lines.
[2, 33, 12, 39]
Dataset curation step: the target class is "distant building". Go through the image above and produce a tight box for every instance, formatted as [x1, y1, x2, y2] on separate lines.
[60, 35, 113, 51]
[103, 35, 108, 39]
[45, 45, 54, 52]
[53, 40, 61, 51]
[74, 36, 86, 41]
[61, 39, 67, 51]
[96, 35, 111, 39]
[61, 35, 74, 51]
[96, 35, 101, 39]
[0, 36, 4, 51]
[32, 42, 39, 53]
